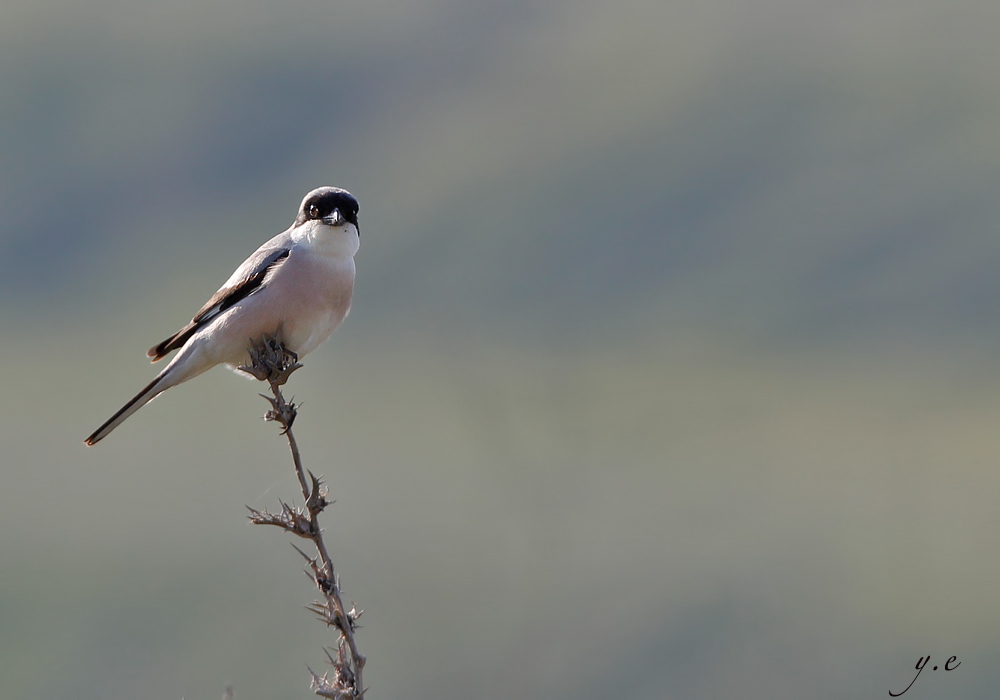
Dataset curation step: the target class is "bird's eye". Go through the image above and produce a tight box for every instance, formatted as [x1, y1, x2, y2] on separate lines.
[308, 204, 320, 219]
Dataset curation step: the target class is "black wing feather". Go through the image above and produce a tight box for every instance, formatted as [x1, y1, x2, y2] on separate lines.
[147, 247, 290, 361]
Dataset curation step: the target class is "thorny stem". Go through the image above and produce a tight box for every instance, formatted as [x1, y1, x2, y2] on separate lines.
[277, 401, 310, 502]
[240, 335, 367, 699]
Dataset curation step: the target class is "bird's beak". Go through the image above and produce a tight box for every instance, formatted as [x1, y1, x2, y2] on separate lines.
[322, 208, 345, 227]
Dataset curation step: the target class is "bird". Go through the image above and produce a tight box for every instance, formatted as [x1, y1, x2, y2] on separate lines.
[84, 186, 360, 446]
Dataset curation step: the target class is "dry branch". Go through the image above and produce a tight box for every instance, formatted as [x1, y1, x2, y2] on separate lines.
[239, 335, 367, 699]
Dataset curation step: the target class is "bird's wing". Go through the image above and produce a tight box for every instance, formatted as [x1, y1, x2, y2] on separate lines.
[147, 239, 292, 361]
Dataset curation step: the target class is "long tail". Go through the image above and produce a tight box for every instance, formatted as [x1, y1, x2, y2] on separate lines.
[84, 369, 174, 446]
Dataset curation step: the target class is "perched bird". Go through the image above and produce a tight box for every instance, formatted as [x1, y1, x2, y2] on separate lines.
[84, 186, 360, 446]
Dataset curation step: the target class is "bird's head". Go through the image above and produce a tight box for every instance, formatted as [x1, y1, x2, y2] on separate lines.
[295, 186, 360, 235]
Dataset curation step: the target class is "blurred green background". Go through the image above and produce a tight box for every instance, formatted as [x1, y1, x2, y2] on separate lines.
[3, 1, 1000, 698]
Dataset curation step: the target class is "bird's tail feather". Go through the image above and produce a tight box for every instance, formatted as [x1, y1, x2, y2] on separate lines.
[84, 369, 172, 446]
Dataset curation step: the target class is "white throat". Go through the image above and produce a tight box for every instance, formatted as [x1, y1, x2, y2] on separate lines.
[293, 220, 360, 258]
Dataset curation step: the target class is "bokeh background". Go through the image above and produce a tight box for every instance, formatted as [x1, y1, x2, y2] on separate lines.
[2, 1, 1000, 698]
